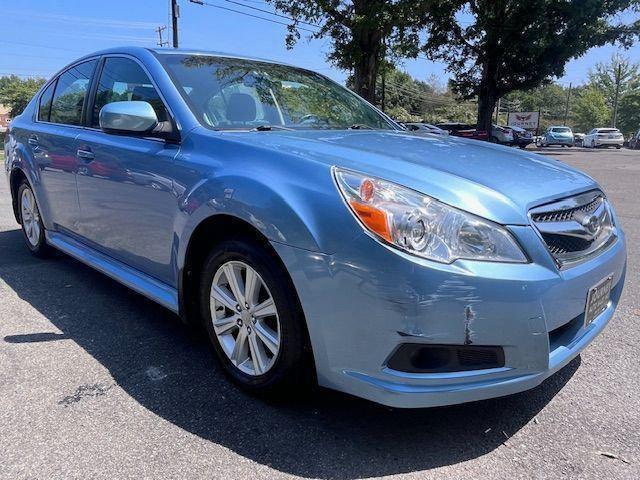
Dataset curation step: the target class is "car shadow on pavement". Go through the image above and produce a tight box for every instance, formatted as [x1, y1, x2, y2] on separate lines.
[0, 228, 579, 479]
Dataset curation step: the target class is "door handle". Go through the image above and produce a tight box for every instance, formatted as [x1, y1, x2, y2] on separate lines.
[76, 148, 95, 162]
[28, 136, 39, 147]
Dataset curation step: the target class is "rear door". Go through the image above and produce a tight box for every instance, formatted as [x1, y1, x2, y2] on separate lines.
[27, 59, 97, 231]
[74, 56, 180, 284]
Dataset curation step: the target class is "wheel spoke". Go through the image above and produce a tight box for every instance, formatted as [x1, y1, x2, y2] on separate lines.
[231, 328, 248, 365]
[252, 297, 276, 318]
[244, 267, 259, 307]
[254, 321, 279, 355]
[32, 222, 40, 243]
[22, 193, 31, 212]
[248, 333, 267, 374]
[213, 314, 239, 336]
[211, 284, 237, 311]
[223, 264, 245, 306]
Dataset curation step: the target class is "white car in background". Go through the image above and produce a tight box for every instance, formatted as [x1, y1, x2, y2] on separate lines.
[490, 124, 515, 145]
[584, 128, 624, 149]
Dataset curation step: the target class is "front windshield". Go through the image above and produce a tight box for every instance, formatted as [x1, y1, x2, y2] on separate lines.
[551, 127, 571, 133]
[157, 53, 395, 131]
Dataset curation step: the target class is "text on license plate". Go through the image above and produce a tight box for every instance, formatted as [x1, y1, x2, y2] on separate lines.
[584, 275, 613, 326]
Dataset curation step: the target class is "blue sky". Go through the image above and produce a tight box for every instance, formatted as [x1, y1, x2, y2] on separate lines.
[2, 0, 640, 89]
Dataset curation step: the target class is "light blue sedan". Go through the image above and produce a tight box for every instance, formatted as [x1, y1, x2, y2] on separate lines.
[4, 47, 626, 408]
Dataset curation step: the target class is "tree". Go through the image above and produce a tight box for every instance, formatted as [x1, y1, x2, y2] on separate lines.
[588, 53, 640, 108]
[573, 88, 611, 132]
[617, 90, 640, 134]
[0, 75, 46, 118]
[423, 0, 640, 132]
[266, 0, 440, 104]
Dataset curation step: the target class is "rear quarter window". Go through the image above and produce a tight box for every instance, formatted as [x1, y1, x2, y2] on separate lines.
[37, 81, 56, 122]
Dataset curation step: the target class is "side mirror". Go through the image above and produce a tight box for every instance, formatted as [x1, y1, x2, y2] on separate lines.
[99, 101, 158, 134]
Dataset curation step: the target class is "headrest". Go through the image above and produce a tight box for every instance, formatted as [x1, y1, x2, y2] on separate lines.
[226, 92, 256, 122]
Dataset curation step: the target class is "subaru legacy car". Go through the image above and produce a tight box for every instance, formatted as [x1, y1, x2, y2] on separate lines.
[4, 48, 626, 408]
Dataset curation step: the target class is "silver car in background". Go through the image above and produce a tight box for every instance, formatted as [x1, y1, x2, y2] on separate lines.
[584, 128, 624, 149]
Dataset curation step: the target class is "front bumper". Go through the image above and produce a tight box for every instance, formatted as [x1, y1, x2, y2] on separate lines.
[547, 137, 574, 145]
[272, 225, 626, 408]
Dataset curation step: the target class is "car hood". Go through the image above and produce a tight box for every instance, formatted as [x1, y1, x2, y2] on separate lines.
[216, 129, 598, 225]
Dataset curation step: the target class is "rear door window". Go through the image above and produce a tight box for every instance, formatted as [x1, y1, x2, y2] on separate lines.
[91, 57, 168, 128]
[49, 60, 97, 125]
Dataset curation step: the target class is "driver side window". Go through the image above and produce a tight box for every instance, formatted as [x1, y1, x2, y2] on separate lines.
[92, 57, 168, 128]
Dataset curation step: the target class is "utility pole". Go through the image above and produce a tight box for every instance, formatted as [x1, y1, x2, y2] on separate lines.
[155, 26, 168, 47]
[380, 36, 387, 113]
[171, 0, 180, 48]
[495, 98, 500, 124]
[563, 83, 572, 126]
[612, 62, 622, 127]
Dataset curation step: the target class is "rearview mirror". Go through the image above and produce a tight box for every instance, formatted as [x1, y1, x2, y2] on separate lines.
[99, 101, 158, 134]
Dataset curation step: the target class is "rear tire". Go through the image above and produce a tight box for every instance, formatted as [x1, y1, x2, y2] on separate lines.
[17, 181, 53, 258]
[199, 237, 312, 396]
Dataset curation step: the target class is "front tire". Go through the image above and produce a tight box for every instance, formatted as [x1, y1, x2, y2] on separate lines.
[17, 181, 52, 258]
[199, 237, 312, 395]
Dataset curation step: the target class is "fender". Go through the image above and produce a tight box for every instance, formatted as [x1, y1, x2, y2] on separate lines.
[6, 133, 51, 228]
[175, 172, 336, 274]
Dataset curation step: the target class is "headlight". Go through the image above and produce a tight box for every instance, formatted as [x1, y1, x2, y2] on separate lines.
[333, 167, 528, 264]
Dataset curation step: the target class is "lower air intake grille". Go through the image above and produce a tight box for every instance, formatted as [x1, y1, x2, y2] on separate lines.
[387, 344, 505, 374]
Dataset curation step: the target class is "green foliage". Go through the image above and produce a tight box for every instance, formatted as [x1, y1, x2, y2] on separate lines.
[266, 0, 440, 103]
[423, 0, 640, 130]
[617, 90, 640, 134]
[588, 53, 640, 108]
[0, 75, 46, 118]
[350, 65, 477, 123]
[573, 88, 611, 132]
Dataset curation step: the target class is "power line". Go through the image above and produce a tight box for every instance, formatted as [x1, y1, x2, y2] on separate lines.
[200, 0, 320, 28]
[189, 0, 318, 33]
[0, 40, 87, 54]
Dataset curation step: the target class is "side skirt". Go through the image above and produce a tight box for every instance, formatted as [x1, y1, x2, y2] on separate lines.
[46, 231, 179, 313]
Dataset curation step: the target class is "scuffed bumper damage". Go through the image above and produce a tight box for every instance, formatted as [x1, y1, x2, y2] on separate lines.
[272, 225, 626, 408]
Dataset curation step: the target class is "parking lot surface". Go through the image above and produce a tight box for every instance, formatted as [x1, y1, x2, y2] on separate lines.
[1, 147, 639, 479]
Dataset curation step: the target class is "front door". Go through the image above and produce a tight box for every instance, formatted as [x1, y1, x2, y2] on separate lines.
[75, 56, 180, 285]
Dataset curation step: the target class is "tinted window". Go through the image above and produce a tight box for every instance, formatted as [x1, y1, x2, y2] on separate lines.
[551, 127, 571, 133]
[49, 60, 96, 125]
[38, 81, 56, 122]
[92, 57, 168, 127]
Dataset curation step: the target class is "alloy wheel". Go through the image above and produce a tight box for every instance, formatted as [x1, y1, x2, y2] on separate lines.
[21, 188, 41, 247]
[210, 260, 281, 376]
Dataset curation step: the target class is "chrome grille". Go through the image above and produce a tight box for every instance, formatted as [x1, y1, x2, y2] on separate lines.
[529, 190, 617, 267]
[531, 196, 601, 223]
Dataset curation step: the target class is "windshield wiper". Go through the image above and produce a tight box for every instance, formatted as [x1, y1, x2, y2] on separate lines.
[348, 124, 375, 130]
[252, 124, 295, 131]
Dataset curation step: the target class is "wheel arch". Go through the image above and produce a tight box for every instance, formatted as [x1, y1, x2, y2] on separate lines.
[179, 215, 297, 321]
[9, 168, 29, 223]
[178, 213, 317, 376]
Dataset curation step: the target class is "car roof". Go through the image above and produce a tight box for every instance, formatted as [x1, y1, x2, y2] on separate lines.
[73, 46, 297, 69]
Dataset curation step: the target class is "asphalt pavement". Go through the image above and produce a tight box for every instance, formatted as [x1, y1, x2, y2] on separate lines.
[0, 147, 639, 479]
